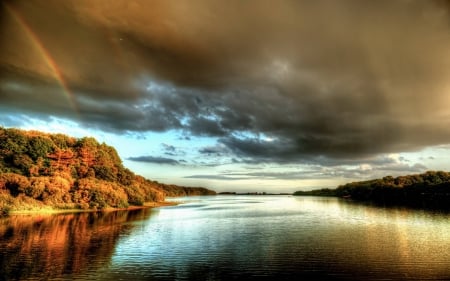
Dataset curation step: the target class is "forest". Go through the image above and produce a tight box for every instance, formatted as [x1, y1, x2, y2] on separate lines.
[0, 127, 215, 215]
[294, 171, 450, 210]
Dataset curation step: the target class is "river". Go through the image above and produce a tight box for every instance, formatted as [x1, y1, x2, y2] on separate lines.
[1, 195, 449, 280]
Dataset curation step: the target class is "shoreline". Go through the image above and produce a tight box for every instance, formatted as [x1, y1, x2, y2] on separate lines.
[6, 201, 178, 216]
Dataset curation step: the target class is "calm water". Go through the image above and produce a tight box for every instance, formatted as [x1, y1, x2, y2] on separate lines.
[1, 195, 449, 281]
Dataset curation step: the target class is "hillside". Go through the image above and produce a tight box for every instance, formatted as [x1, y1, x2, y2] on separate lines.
[294, 171, 450, 210]
[0, 127, 215, 215]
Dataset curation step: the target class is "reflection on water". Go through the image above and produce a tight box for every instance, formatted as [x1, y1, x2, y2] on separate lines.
[1, 196, 449, 281]
[0, 209, 153, 281]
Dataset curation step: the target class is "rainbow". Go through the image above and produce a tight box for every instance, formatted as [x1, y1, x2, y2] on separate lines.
[4, 2, 80, 115]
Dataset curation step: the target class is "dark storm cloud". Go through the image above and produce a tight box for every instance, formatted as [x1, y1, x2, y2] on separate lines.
[127, 156, 179, 165]
[2, 0, 450, 164]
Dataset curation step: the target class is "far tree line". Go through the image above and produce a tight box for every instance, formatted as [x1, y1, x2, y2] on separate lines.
[294, 171, 450, 210]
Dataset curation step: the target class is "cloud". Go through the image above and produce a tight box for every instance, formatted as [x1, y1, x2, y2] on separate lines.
[202, 159, 428, 182]
[161, 143, 186, 157]
[377, 162, 427, 173]
[184, 174, 249, 181]
[127, 155, 179, 165]
[198, 144, 230, 156]
[162, 143, 176, 152]
[2, 0, 450, 165]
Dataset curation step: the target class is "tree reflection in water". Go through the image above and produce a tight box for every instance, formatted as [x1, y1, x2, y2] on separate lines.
[0, 209, 153, 281]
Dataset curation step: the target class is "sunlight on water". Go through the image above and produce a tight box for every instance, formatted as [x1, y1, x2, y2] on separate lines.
[1, 196, 449, 280]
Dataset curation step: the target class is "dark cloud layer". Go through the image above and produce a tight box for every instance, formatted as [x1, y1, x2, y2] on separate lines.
[1, 0, 450, 165]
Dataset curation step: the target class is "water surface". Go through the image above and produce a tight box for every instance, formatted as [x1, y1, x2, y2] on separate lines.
[1, 195, 449, 280]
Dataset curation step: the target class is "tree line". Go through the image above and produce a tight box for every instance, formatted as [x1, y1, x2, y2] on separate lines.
[294, 171, 450, 210]
[0, 127, 215, 215]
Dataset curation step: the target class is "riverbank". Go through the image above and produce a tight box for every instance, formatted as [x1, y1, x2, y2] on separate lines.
[6, 200, 178, 216]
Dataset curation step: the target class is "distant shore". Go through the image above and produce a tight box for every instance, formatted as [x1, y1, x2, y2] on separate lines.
[293, 171, 450, 211]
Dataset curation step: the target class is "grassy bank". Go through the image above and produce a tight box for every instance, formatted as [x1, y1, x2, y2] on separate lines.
[7, 200, 178, 216]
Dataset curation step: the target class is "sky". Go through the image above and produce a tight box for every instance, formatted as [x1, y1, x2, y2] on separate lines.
[1, 0, 450, 193]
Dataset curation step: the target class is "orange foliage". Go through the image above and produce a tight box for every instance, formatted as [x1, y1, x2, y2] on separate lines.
[0, 127, 215, 214]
